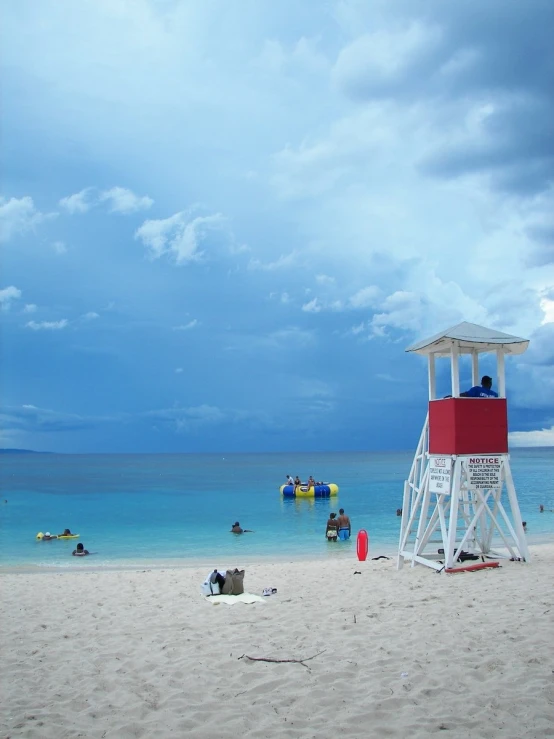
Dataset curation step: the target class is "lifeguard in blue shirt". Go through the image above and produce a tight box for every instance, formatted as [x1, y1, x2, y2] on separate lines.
[460, 375, 498, 398]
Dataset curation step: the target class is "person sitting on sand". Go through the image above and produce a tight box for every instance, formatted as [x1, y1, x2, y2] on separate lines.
[337, 508, 351, 540]
[72, 543, 90, 556]
[325, 513, 339, 542]
[231, 521, 253, 534]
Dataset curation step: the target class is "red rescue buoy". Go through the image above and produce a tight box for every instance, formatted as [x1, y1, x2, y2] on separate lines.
[356, 529, 369, 561]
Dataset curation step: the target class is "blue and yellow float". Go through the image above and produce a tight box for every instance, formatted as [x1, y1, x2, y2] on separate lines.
[280, 483, 339, 498]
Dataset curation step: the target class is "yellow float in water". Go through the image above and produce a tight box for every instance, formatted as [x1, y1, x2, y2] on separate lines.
[280, 483, 339, 498]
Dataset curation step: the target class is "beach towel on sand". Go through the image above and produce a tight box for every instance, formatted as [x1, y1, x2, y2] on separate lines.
[207, 593, 265, 605]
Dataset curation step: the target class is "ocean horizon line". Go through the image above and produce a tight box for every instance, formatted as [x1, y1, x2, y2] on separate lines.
[2, 446, 552, 456]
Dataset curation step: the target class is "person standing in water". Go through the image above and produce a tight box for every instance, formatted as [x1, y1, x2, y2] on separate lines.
[325, 513, 339, 542]
[337, 508, 351, 540]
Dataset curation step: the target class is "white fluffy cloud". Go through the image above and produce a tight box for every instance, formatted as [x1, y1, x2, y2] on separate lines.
[509, 426, 554, 447]
[99, 187, 153, 214]
[0, 196, 45, 242]
[82, 312, 99, 320]
[52, 240, 67, 254]
[248, 251, 298, 271]
[316, 274, 335, 286]
[135, 212, 223, 265]
[173, 320, 198, 331]
[26, 319, 68, 331]
[302, 298, 322, 313]
[541, 297, 554, 324]
[23, 304, 37, 313]
[59, 188, 94, 214]
[60, 187, 153, 215]
[370, 291, 424, 336]
[349, 286, 381, 309]
[0, 285, 22, 308]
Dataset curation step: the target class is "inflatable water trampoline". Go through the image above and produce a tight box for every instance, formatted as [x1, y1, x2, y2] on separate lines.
[280, 483, 339, 498]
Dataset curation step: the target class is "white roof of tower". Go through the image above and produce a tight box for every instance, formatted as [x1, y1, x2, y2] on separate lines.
[406, 321, 529, 356]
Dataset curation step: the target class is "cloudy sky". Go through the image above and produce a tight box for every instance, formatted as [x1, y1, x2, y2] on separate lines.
[1, 0, 553, 453]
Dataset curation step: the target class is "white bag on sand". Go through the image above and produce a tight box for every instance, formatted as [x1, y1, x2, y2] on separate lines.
[200, 570, 226, 596]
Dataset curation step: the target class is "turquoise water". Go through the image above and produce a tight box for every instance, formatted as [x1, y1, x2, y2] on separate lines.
[0, 449, 553, 569]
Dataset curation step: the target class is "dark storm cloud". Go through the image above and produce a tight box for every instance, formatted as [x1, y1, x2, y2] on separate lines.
[523, 324, 554, 367]
[336, 1, 554, 99]
[334, 0, 554, 197]
[421, 97, 554, 196]
[1, 406, 118, 434]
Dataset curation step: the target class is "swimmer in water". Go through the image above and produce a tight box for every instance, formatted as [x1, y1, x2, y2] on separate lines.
[72, 543, 90, 556]
[230, 521, 254, 534]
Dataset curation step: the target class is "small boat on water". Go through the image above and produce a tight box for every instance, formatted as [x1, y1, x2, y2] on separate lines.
[280, 483, 339, 498]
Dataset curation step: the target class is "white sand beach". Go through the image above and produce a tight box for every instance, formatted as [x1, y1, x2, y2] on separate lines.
[2, 545, 553, 739]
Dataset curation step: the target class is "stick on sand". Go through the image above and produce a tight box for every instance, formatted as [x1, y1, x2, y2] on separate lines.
[238, 650, 326, 671]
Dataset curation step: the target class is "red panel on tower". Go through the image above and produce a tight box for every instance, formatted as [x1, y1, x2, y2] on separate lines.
[428, 398, 508, 455]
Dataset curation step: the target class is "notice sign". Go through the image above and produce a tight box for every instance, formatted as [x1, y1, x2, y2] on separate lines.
[467, 457, 501, 489]
[429, 456, 452, 493]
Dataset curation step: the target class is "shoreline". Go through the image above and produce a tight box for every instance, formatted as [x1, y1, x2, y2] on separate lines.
[2, 530, 553, 575]
[2, 537, 553, 575]
[0, 545, 397, 575]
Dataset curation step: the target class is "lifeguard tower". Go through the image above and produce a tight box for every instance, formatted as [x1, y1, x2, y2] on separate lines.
[397, 322, 530, 571]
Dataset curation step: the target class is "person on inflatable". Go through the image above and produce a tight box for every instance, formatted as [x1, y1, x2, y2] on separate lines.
[42, 532, 57, 541]
[337, 508, 351, 540]
[59, 528, 73, 536]
[72, 543, 90, 556]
